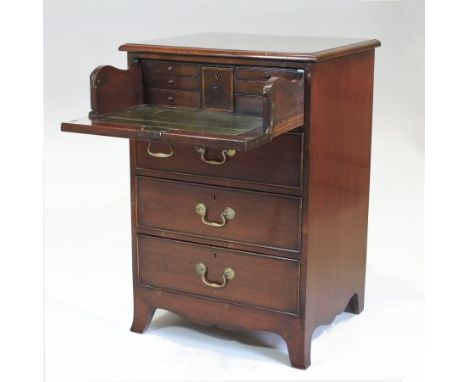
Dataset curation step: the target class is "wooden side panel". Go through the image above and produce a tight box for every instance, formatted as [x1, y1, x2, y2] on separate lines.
[263, 76, 304, 137]
[90, 64, 143, 117]
[304, 50, 375, 335]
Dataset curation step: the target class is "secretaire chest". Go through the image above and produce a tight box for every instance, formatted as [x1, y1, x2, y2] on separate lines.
[61, 33, 380, 368]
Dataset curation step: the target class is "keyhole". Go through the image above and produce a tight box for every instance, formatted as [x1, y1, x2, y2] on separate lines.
[215, 72, 220, 81]
[212, 193, 216, 200]
[213, 252, 217, 260]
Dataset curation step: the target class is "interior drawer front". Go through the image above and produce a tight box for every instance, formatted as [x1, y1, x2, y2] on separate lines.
[137, 235, 299, 314]
[145, 75, 200, 91]
[136, 177, 302, 252]
[145, 89, 200, 108]
[142, 60, 200, 77]
[235, 94, 263, 115]
[235, 67, 303, 81]
[236, 80, 266, 96]
[136, 133, 303, 190]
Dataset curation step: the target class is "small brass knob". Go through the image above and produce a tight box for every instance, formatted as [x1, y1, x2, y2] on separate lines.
[168, 66, 174, 72]
[167, 95, 174, 102]
[168, 79, 175, 85]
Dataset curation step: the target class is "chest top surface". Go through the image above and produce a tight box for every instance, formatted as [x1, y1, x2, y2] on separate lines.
[120, 32, 380, 62]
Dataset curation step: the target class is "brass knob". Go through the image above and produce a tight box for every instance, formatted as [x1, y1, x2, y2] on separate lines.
[168, 79, 175, 85]
[167, 95, 174, 102]
[168, 66, 174, 72]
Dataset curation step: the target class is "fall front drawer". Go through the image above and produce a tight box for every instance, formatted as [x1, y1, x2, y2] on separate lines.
[137, 235, 300, 314]
[136, 177, 302, 252]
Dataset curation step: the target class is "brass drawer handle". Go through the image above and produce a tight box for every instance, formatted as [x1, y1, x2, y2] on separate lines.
[195, 262, 235, 288]
[194, 147, 236, 165]
[195, 202, 235, 228]
[147, 141, 174, 158]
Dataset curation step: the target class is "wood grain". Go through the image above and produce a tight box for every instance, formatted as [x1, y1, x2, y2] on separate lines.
[137, 235, 300, 314]
[62, 35, 379, 368]
[135, 132, 303, 191]
[89, 64, 142, 117]
[120, 33, 381, 62]
[136, 177, 302, 252]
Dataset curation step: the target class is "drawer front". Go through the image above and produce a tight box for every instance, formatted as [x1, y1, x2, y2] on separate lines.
[235, 94, 263, 115]
[142, 60, 200, 77]
[136, 133, 303, 191]
[236, 80, 266, 96]
[136, 177, 302, 252]
[137, 235, 299, 314]
[234, 67, 303, 81]
[145, 89, 201, 108]
[145, 75, 200, 91]
[234, 68, 304, 116]
[202, 66, 234, 112]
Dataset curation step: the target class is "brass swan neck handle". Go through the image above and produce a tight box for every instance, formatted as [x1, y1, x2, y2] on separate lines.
[147, 141, 174, 158]
[195, 202, 235, 228]
[195, 262, 235, 288]
[195, 147, 236, 165]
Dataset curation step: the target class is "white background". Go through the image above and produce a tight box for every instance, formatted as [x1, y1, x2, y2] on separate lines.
[7, 0, 468, 381]
[41, 0, 425, 381]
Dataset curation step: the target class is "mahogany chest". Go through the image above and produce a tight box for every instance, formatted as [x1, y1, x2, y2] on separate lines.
[61, 33, 380, 368]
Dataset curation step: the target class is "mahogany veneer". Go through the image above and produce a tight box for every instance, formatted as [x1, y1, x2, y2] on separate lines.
[61, 33, 380, 368]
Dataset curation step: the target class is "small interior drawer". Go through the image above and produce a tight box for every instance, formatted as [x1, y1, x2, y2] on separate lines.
[144, 74, 200, 91]
[235, 80, 267, 96]
[235, 67, 303, 81]
[136, 177, 302, 252]
[235, 94, 263, 115]
[137, 235, 300, 314]
[202, 67, 233, 112]
[142, 60, 200, 77]
[145, 88, 200, 108]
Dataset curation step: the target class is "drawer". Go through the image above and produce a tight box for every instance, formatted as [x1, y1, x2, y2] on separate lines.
[141, 60, 200, 77]
[235, 80, 266, 96]
[235, 94, 263, 115]
[137, 235, 300, 314]
[202, 66, 234, 112]
[235, 67, 303, 81]
[144, 74, 200, 91]
[145, 88, 200, 108]
[136, 133, 303, 191]
[136, 177, 302, 252]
